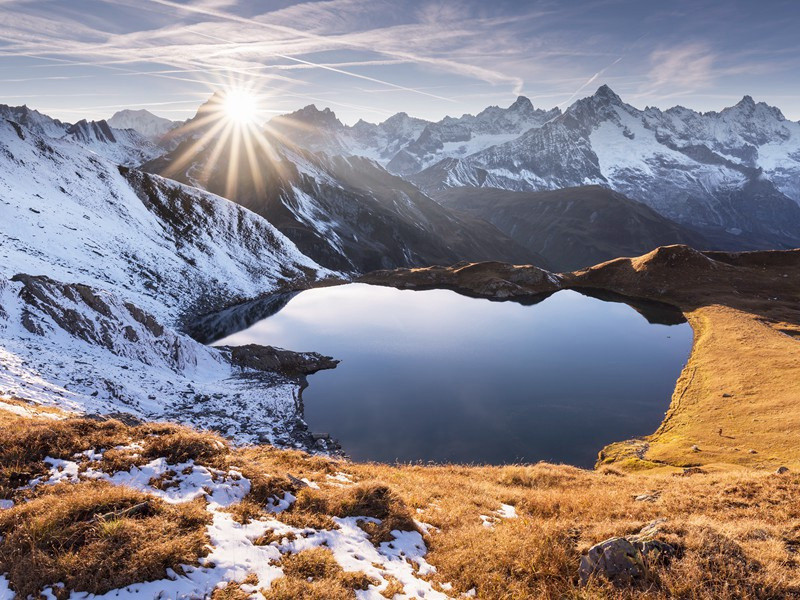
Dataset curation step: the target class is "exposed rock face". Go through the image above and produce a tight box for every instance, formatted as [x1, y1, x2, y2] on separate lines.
[220, 344, 339, 377]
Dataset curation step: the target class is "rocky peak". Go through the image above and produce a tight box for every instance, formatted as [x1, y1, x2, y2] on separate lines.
[592, 84, 623, 105]
[283, 105, 344, 130]
[509, 95, 534, 113]
[66, 119, 117, 144]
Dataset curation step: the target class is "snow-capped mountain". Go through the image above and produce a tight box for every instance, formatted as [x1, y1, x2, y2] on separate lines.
[144, 94, 540, 273]
[267, 97, 560, 174]
[268, 106, 429, 164]
[0, 103, 162, 166]
[412, 87, 800, 248]
[0, 103, 68, 138]
[107, 108, 182, 140]
[268, 86, 800, 249]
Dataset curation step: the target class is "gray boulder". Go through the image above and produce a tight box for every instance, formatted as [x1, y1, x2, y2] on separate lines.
[579, 518, 675, 586]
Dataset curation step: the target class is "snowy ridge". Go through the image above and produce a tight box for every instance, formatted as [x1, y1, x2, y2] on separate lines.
[0, 118, 328, 325]
[64, 119, 161, 166]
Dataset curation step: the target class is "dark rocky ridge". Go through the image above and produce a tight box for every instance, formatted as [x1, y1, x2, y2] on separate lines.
[435, 185, 709, 271]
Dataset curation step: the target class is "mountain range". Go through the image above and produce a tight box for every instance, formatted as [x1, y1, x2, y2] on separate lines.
[2, 85, 799, 277]
[270, 85, 800, 250]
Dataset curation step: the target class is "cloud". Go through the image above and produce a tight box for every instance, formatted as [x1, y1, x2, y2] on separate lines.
[645, 43, 716, 93]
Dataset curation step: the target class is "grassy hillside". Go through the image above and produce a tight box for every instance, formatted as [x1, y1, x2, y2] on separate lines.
[2, 402, 799, 599]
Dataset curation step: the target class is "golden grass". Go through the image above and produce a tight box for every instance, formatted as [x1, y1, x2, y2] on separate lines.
[3, 404, 800, 598]
[641, 305, 800, 471]
[0, 480, 209, 598]
[262, 548, 379, 599]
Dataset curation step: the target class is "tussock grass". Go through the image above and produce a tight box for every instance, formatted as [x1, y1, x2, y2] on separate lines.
[0, 480, 209, 597]
[263, 547, 379, 600]
[293, 482, 418, 543]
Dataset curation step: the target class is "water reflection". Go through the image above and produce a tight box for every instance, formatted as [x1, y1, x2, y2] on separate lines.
[213, 284, 692, 467]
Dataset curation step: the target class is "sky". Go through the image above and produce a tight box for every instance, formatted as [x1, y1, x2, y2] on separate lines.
[0, 0, 799, 125]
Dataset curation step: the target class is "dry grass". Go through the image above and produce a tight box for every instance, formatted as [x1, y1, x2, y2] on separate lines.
[262, 547, 379, 599]
[0, 480, 209, 598]
[3, 406, 800, 598]
[293, 482, 418, 543]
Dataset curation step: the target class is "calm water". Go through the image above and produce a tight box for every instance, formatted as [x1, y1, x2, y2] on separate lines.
[214, 284, 692, 467]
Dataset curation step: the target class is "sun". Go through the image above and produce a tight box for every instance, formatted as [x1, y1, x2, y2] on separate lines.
[223, 89, 259, 124]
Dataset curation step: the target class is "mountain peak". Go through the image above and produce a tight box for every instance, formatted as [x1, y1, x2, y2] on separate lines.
[509, 96, 533, 112]
[593, 84, 622, 103]
[737, 95, 756, 108]
[284, 104, 343, 129]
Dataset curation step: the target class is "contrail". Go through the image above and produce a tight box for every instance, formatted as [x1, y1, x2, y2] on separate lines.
[139, 0, 455, 102]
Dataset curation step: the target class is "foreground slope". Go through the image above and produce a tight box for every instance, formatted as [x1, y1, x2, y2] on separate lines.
[3, 401, 800, 599]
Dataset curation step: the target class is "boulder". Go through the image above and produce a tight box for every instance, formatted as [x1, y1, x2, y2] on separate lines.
[579, 519, 675, 586]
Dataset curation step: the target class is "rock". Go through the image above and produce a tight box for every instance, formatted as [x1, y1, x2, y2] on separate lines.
[776, 466, 790, 475]
[579, 537, 645, 586]
[220, 344, 339, 376]
[579, 518, 674, 586]
[633, 492, 661, 503]
[286, 473, 309, 489]
[748, 449, 758, 454]
[691, 445, 701, 452]
[675, 467, 706, 477]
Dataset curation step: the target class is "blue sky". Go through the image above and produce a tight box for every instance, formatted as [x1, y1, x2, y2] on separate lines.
[1, 0, 799, 124]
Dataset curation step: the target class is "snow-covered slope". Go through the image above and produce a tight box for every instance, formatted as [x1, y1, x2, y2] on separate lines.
[107, 108, 181, 140]
[0, 114, 340, 444]
[0, 274, 330, 445]
[0, 104, 165, 166]
[0, 117, 328, 325]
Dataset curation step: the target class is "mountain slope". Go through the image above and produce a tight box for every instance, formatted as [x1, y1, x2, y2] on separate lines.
[0, 117, 327, 324]
[436, 186, 708, 271]
[144, 95, 543, 272]
[0, 114, 337, 445]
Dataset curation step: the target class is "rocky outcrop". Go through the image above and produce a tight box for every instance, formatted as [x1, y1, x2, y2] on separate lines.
[359, 261, 561, 300]
[219, 344, 338, 377]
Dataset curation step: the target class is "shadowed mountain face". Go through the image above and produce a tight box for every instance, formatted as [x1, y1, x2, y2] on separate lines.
[142, 98, 543, 273]
[436, 186, 710, 271]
